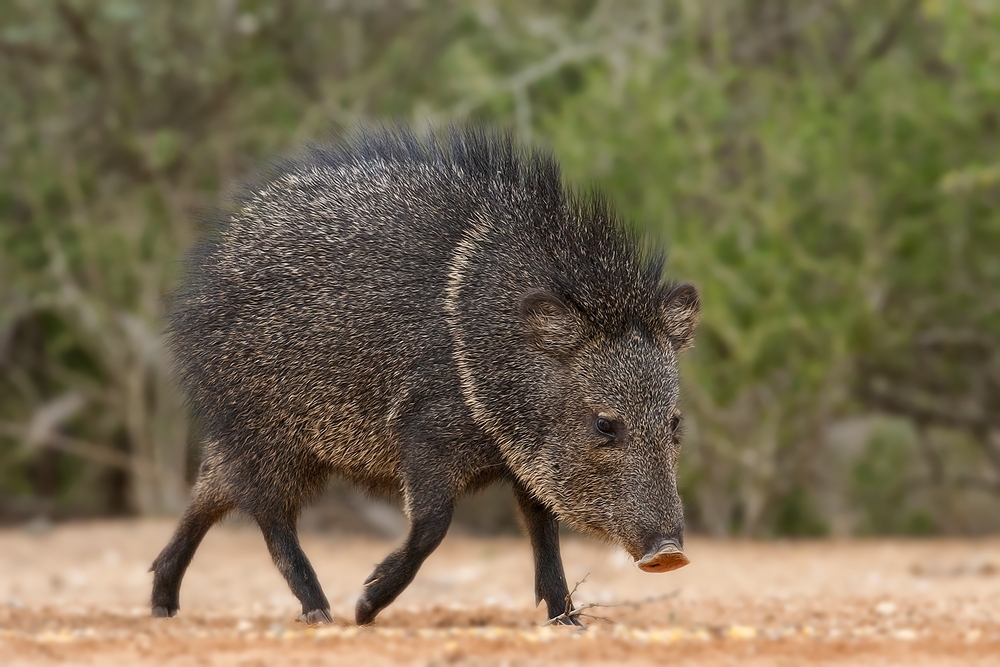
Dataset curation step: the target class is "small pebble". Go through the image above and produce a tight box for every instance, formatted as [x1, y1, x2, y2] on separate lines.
[875, 601, 897, 616]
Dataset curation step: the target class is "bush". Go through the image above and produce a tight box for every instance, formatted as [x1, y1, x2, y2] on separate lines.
[1, 0, 996, 534]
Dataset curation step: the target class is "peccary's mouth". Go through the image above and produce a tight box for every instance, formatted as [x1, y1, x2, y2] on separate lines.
[636, 539, 690, 573]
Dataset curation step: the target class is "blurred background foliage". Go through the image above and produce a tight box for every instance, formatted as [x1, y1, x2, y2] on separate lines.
[1, 0, 997, 536]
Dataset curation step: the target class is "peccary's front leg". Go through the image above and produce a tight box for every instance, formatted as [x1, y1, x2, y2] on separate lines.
[355, 485, 455, 625]
[514, 485, 583, 627]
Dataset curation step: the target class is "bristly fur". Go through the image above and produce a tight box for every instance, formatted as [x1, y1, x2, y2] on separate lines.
[172, 125, 672, 333]
[152, 124, 700, 627]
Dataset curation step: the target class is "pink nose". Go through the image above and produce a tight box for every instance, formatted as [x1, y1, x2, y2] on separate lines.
[637, 539, 690, 573]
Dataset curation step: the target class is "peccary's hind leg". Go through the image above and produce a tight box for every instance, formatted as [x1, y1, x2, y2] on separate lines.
[150, 480, 233, 618]
[355, 482, 455, 625]
[256, 509, 332, 624]
[513, 485, 582, 627]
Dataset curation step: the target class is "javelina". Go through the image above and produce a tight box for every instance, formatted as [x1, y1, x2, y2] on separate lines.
[151, 126, 700, 626]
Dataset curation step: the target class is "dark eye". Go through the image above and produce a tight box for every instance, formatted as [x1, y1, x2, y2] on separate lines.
[595, 417, 616, 438]
[669, 414, 681, 438]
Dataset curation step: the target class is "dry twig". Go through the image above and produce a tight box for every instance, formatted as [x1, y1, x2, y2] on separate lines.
[541, 574, 681, 626]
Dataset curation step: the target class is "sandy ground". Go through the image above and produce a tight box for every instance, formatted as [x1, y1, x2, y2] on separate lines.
[1, 519, 999, 665]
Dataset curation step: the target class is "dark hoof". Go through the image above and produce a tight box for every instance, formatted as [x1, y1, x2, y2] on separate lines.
[549, 614, 585, 628]
[151, 605, 176, 619]
[355, 594, 378, 626]
[298, 608, 334, 625]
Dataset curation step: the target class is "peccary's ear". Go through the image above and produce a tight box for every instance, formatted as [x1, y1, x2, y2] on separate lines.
[520, 290, 584, 357]
[662, 283, 700, 351]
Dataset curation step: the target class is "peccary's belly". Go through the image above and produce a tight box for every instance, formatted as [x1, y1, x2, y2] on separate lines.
[303, 397, 405, 490]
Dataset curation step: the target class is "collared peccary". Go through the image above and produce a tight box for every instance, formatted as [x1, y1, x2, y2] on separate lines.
[150, 126, 700, 626]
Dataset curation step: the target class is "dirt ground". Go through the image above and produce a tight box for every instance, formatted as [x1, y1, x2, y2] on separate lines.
[1, 519, 999, 666]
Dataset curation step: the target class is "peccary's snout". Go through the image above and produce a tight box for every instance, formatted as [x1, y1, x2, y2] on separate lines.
[636, 534, 689, 573]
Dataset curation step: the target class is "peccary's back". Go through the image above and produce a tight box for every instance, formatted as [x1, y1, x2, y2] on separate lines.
[170, 131, 507, 479]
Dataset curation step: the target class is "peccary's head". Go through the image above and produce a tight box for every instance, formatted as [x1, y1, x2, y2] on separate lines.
[515, 281, 699, 570]
[440, 133, 699, 569]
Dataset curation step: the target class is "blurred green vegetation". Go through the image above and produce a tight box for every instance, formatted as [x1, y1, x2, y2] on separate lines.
[1, 0, 997, 535]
